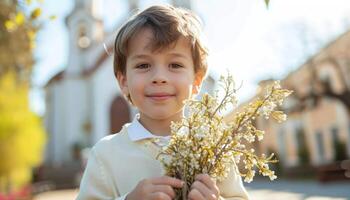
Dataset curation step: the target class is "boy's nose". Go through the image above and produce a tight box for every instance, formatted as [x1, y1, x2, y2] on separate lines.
[152, 79, 167, 84]
[151, 67, 168, 84]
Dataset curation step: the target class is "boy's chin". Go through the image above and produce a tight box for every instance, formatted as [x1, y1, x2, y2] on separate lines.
[142, 111, 183, 121]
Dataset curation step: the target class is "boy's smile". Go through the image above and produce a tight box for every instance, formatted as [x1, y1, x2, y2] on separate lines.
[117, 27, 203, 136]
[146, 92, 176, 101]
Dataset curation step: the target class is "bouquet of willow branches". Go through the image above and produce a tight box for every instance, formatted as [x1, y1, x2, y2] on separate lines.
[157, 74, 292, 200]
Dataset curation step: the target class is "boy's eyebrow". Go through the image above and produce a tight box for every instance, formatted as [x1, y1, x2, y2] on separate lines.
[167, 52, 190, 59]
[129, 54, 150, 60]
[130, 53, 190, 60]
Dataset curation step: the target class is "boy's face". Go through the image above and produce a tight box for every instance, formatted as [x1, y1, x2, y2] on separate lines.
[117, 28, 203, 122]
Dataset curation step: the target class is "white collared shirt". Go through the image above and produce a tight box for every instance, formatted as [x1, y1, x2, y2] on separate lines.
[127, 113, 171, 147]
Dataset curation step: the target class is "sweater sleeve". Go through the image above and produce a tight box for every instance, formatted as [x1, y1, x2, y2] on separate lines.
[216, 163, 250, 200]
[76, 147, 124, 200]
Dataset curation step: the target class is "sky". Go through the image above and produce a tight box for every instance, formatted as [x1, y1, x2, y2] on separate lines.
[29, 0, 350, 116]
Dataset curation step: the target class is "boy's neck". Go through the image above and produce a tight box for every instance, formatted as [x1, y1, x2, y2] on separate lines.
[138, 113, 182, 137]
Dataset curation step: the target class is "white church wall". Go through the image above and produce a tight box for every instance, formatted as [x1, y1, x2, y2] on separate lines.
[45, 81, 68, 165]
[90, 57, 122, 144]
[44, 86, 54, 163]
[57, 78, 90, 162]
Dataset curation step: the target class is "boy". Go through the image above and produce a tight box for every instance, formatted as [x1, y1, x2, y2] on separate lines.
[77, 4, 249, 200]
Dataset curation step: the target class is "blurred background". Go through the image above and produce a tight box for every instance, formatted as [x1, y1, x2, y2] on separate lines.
[1, 0, 350, 199]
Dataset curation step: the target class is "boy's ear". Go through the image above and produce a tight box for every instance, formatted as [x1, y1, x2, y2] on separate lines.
[192, 73, 204, 95]
[116, 72, 129, 96]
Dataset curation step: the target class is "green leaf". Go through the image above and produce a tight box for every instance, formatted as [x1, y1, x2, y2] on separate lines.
[49, 15, 57, 20]
[264, 0, 270, 8]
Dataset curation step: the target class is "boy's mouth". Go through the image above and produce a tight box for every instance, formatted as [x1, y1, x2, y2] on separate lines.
[146, 92, 175, 101]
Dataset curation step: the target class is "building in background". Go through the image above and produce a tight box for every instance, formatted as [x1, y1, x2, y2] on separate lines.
[44, 0, 216, 167]
[225, 27, 350, 172]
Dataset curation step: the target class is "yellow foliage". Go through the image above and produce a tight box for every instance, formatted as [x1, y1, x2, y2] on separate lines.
[15, 12, 25, 25]
[4, 20, 16, 32]
[0, 73, 46, 191]
[30, 8, 42, 20]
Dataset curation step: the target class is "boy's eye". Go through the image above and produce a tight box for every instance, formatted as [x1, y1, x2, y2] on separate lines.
[170, 63, 183, 69]
[136, 64, 150, 69]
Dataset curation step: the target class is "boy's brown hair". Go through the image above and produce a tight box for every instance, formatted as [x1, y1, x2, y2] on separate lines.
[113, 4, 208, 78]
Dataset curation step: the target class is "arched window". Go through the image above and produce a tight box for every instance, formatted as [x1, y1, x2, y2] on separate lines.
[110, 96, 131, 134]
[318, 64, 343, 93]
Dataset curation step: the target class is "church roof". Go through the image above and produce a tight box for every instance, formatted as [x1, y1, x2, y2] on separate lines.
[82, 44, 114, 77]
[45, 70, 65, 87]
[45, 43, 114, 87]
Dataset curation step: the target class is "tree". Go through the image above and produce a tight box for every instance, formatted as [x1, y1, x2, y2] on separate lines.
[264, 0, 270, 8]
[285, 26, 350, 163]
[0, 0, 53, 83]
[1, 0, 33, 82]
[0, 0, 50, 195]
[309, 57, 350, 112]
[275, 20, 350, 116]
[0, 72, 46, 194]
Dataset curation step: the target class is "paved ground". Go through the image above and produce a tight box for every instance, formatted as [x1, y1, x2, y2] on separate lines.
[245, 179, 350, 200]
[33, 179, 350, 200]
[34, 189, 78, 200]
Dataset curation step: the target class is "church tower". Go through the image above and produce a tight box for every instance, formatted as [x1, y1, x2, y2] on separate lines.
[65, 0, 104, 76]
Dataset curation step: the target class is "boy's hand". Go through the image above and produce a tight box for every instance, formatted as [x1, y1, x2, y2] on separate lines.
[126, 176, 184, 200]
[188, 174, 220, 200]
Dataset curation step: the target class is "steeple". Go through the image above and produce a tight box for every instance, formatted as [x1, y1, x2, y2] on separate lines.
[75, 0, 99, 16]
[65, 0, 104, 75]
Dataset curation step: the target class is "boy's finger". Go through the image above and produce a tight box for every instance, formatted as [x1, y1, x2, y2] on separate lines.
[152, 176, 184, 188]
[150, 192, 172, 200]
[188, 188, 205, 200]
[195, 174, 218, 193]
[152, 185, 176, 199]
[191, 180, 215, 199]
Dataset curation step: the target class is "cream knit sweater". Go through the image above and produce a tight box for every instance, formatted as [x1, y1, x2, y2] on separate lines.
[77, 124, 249, 200]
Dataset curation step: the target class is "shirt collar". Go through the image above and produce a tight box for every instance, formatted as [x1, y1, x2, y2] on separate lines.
[128, 113, 171, 142]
